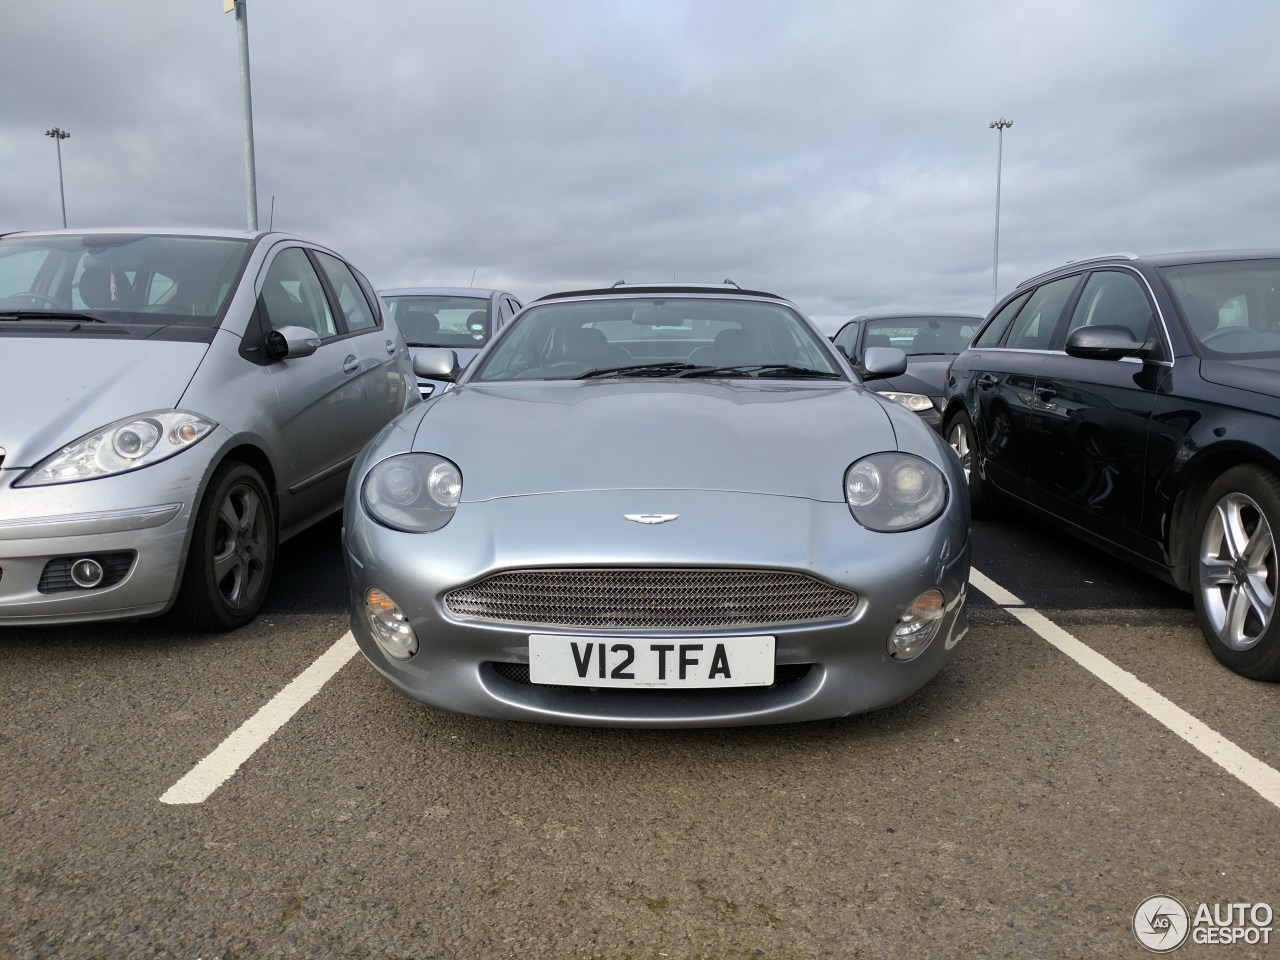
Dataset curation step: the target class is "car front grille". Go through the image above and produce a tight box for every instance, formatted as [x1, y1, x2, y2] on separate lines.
[444, 567, 859, 630]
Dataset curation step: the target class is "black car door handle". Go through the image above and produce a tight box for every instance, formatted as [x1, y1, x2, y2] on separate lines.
[343, 355, 360, 374]
[1035, 386, 1057, 401]
[977, 374, 998, 390]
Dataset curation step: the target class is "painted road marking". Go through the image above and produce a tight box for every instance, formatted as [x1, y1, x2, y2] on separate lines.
[160, 631, 359, 805]
[970, 567, 1280, 811]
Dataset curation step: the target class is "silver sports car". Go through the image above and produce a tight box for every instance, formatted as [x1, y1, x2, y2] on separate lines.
[343, 282, 972, 727]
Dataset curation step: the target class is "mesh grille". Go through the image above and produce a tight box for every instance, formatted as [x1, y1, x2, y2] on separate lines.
[38, 553, 134, 594]
[444, 567, 858, 630]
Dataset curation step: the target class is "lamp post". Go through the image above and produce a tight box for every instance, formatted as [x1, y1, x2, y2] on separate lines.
[989, 117, 1012, 305]
[226, 0, 259, 230]
[45, 127, 70, 228]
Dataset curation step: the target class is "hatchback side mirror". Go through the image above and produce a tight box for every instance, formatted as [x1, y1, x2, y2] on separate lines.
[265, 325, 322, 361]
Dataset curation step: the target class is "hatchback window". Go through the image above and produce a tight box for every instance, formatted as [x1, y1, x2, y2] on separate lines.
[1003, 276, 1079, 350]
[314, 251, 378, 332]
[0, 234, 249, 324]
[259, 248, 337, 337]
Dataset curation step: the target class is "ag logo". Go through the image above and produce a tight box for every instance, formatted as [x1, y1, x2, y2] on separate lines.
[1134, 895, 1190, 952]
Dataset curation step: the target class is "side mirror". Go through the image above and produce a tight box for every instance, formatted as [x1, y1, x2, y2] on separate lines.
[860, 346, 908, 381]
[1064, 324, 1149, 361]
[412, 347, 462, 382]
[265, 325, 322, 361]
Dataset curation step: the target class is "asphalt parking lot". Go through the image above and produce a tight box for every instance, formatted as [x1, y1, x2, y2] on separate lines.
[3, 512, 1277, 959]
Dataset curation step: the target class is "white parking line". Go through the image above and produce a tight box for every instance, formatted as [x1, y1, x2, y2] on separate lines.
[160, 631, 359, 805]
[970, 568, 1280, 811]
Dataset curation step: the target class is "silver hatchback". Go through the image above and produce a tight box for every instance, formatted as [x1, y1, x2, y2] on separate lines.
[0, 228, 418, 629]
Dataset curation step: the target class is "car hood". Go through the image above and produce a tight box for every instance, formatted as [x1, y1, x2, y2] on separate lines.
[1, 337, 207, 468]
[870, 357, 952, 397]
[409, 380, 899, 502]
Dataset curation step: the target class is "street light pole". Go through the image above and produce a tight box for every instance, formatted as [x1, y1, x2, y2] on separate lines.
[45, 127, 70, 228]
[228, 0, 259, 230]
[989, 117, 1013, 306]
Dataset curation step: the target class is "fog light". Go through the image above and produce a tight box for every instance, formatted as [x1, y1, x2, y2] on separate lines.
[889, 589, 945, 660]
[70, 558, 105, 588]
[365, 588, 417, 660]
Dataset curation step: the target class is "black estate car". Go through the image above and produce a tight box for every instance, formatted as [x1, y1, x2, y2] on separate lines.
[943, 250, 1280, 681]
[832, 313, 983, 431]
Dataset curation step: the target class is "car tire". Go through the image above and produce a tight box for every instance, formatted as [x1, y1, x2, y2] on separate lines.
[175, 461, 277, 632]
[945, 410, 992, 517]
[1191, 464, 1280, 681]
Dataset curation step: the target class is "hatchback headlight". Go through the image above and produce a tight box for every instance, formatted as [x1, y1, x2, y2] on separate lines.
[15, 410, 216, 486]
[844, 453, 947, 531]
[362, 453, 462, 532]
[878, 391, 934, 413]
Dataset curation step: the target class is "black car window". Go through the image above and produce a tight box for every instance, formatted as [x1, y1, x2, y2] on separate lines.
[259, 248, 338, 337]
[974, 292, 1030, 347]
[1003, 276, 1078, 350]
[313, 251, 378, 332]
[1064, 270, 1156, 344]
[833, 322, 860, 356]
[1161, 258, 1280, 357]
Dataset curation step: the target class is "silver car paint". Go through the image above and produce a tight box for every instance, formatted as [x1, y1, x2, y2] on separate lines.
[344, 376, 971, 727]
[0, 229, 418, 625]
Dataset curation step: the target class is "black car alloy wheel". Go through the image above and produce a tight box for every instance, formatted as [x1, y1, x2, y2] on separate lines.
[1193, 464, 1280, 681]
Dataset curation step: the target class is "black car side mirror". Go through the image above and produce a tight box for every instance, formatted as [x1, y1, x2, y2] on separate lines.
[1064, 324, 1151, 361]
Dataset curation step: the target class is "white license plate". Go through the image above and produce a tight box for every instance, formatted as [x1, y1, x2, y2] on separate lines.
[528, 634, 776, 689]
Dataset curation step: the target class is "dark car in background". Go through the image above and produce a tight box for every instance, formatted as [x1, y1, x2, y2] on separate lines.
[379, 287, 523, 398]
[943, 250, 1280, 681]
[832, 313, 982, 431]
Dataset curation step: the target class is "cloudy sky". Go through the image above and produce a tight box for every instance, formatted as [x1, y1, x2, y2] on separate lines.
[3, 1, 1278, 331]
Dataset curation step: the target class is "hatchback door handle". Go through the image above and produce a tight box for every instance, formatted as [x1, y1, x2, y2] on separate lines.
[343, 355, 360, 374]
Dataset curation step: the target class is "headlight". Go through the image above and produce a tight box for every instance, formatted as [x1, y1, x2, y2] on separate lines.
[878, 391, 934, 412]
[362, 453, 462, 532]
[15, 411, 216, 487]
[844, 453, 947, 531]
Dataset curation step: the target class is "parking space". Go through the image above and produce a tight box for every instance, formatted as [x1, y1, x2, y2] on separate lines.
[3, 514, 1277, 958]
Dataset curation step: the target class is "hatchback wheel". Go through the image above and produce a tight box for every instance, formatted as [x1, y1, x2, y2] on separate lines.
[176, 461, 277, 631]
[945, 410, 991, 517]
[1192, 465, 1280, 681]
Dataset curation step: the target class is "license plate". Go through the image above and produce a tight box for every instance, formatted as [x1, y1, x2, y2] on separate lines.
[528, 634, 776, 689]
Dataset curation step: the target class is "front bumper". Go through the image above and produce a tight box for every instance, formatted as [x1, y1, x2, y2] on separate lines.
[0, 456, 206, 625]
[344, 488, 971, 727]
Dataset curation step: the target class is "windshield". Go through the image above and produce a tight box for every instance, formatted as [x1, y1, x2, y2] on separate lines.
[1161, 258, 1280, 358]
[471, 296, 844, 382]
[382, 295, 491, 347]
[864, 316, 979, 356]
[0, 233, 250, 325]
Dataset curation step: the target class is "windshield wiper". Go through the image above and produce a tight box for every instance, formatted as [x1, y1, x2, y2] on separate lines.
[0, 310, 107, 324]
[682, 364, 841, 379]
[577, 361, 712, 379]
